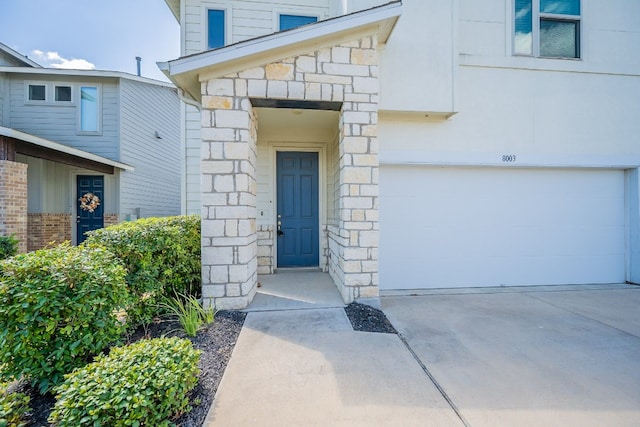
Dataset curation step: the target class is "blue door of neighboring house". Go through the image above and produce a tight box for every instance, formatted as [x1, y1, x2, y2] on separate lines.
[276, 151, 319, 268]
[76, 175, 104, 244]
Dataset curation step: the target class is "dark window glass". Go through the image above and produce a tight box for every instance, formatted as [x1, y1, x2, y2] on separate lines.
[55, 86, 71, 102]
[514, 0, 533, 55]
[279, 14, 318, 31]
[208, 9, 225, 49]
[540, 0, 580, 15]
[540, 19, 579, 58]
[28, 85, 46, 101]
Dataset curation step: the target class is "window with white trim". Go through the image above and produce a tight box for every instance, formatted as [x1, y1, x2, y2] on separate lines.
[55, 85, 72, 102]
[279, 14, 318, 31]
[207, 9, 225, 49]
[514, 0, 580, 58]
[79, 86, 100, 133]
[28, 84, 46, 101]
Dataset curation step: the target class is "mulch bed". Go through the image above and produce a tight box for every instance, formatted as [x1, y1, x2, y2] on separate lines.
[16, 310, 246, 427]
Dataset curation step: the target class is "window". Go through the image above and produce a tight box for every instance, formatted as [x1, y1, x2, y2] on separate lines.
[55, 85, 72, 102]
[279, 14, 318, 31]
[514, 0, 580, 58]
[207, 9, 225, 49]
[79, 86, 99, 132]
[28, 84, 46, 101]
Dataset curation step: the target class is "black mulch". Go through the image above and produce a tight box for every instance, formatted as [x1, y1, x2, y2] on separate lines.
[18, 310, 246, 427]
[344, 302, 397, 334]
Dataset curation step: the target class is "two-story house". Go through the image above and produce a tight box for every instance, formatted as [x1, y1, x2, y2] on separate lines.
[0, 42, 181, 252]
[159, 0, 640, 310]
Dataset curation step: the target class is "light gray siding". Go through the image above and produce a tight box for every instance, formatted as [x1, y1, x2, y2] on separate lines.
[183, 0, 331, 55]
[15, 153, 117, 215]
[184, 104, 201, 214]
[7, 75, 120, 160]
[0, 50, 25, 67]
[118, 78, 181, 217]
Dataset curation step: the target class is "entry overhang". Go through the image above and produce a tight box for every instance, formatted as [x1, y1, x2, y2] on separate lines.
[160, 1, 402, 102]
[0, 126, 133, 174]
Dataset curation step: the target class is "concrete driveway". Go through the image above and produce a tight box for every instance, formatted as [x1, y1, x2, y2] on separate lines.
[383, 284, 640, 427]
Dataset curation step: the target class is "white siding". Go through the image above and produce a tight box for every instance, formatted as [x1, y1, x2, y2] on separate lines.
[183, 0, 331, 55]
[0, 50, 25, 67]
[8, 75, 120, 160]
[184, 104, 202, 214]
[119, 79, 181, 217]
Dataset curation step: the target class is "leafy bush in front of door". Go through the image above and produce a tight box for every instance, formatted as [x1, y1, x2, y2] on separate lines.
[0, 243, 129, 394]
[49, 337, 201, 427]
[84, 215, 201, 327]
[0, 382, 30, 427]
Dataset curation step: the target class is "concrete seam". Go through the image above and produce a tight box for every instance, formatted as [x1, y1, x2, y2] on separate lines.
[523, 292, 640, 340]
[396, 333, 472, 427]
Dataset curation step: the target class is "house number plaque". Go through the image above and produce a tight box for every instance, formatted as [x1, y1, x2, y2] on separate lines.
[501, 154, 517, 162]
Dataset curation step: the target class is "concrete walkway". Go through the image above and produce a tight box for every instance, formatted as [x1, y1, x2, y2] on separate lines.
[205, 283, 640, 426]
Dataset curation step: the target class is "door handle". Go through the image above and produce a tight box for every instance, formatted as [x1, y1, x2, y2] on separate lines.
[277, 215, 284, 237]
[76, 215, 81, 224]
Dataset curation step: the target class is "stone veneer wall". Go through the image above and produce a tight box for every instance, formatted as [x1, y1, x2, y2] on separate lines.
[200, 34, 380, 309]
[257, 225, 274, 274]
[0, 160, 28, 253]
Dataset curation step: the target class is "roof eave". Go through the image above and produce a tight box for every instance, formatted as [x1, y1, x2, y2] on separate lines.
[166, 1, 402, 102]
[163, 0, 180, 22]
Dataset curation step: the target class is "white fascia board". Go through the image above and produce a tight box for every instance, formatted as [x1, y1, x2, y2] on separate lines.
[0, 66, 175, 89]
[168, 1, 402, 77]
[0, 126, 134, 171]
[0, 42, 42, 67]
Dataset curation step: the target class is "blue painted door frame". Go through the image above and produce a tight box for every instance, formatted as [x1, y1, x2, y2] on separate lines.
[76, 175, 104, 244]
[276, 151, 319, 267]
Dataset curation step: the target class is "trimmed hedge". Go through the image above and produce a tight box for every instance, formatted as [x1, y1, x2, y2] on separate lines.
[0, 383, 30, 427]
[0, 235, 18, 261]
[49, 337, 201, 427]
[84, 215, 200, 326]
[0, 243, 129, 393]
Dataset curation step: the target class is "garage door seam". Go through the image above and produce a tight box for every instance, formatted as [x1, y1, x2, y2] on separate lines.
[523, 293, 640, 339]
[397, 333, 472, 427]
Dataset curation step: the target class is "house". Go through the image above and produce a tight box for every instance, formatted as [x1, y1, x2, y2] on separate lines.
[0, 42, 181, 252]
[159, 0, 640, 309]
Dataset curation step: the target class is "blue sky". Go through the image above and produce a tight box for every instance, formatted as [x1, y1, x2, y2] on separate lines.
[0, 0, 180, 82]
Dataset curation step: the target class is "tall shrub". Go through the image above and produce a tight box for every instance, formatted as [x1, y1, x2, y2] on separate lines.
[0, 243, 129, 393]
[0, 235, 18, 260]
[84, 215, 201, 326]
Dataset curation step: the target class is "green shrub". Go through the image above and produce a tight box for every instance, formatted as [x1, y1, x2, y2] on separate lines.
[0, 235, 18, 261]
[161, 293, 215, 337]
[84, 215, 201, 326]
[0, 243, 129, 393]
[0, 383, 30, 427]
[49, 337, 201, 427]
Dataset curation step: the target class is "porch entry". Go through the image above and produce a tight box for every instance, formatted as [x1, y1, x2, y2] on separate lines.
[76, 175, 104, 244]
[276, 151, 319, 268]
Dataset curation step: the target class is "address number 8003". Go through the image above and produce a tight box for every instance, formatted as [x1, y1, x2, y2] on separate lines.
[502, 154, 517, 163]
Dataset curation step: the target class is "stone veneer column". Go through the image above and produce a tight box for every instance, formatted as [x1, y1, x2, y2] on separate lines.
[200, 34, 380, 308]
[0, 160, 28, 253]
[200, 79, 258, 310]
[334, 35, 380, 304]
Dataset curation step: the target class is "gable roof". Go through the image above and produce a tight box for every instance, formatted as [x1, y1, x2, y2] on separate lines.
[159, 1, 402, 102]
[0, 42, 41, 68]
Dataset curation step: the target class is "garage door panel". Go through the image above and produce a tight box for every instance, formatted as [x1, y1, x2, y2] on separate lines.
[380, 166, 625, 289]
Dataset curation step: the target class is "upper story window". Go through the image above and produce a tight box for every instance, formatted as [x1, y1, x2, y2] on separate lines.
[28, 84, 46, 101]
[207, 9, 226, 49]
[79, 86, 100, 133]
[514, 0, 580, 59]
[55, 85, 72, 102]
[279, 14, 318, 31]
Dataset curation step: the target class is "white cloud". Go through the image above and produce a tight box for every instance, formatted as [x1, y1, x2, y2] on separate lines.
[31, 49, 95, 70]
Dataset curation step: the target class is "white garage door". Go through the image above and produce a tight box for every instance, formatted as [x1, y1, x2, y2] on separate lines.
[379, 166, 626, 290]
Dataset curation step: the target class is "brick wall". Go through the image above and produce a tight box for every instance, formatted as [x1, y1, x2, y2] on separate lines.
[0, 160, 28, 253]
[27, 213, 72, 251]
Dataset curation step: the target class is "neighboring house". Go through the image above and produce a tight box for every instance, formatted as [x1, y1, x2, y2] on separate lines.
[0, 42, 181, 252]
[159, 0, 640, 309]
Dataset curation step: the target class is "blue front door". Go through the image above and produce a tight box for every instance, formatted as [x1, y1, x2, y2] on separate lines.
[76, 175, 104, 244]
[277, 151, 319, 268]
